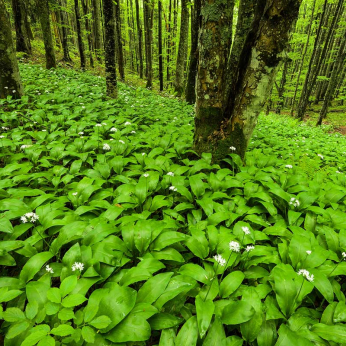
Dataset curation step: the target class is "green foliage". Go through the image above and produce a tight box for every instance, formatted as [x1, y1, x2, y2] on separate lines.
[1, 64, 346, 345]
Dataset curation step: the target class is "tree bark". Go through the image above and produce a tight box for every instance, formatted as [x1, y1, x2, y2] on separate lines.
[158, 0, 164, 91]
[103, 0, 117, 98]
[0, 0, 24, 99]
[74, 0, 86, 69]
[135, 0, 144, 78]
[166, 0, 172, 82]
[185, 0, 201, 104]
[36, 0, 57, 69]
[143, 0, 153, 89]
[11, 0, 32, 55]
[173, 0, 189, 96]
[115, 0, 125, 80]
[59, 0, 72, 62]
[92, 0, 102, 61]
[194, 0, 301, 162]
[81, 0, 94, 68]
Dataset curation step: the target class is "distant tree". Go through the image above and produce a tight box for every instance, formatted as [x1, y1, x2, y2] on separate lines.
[58, 0, 72, 62]
[115, 0, 125, 80]
[92, 0, 103, 61]
[0, 0, 24, 99]
[135, 0, 144, 78]
[158, 0, 163, 91]
[143, 0, 153, 89]
[81, 0, 94, 68]
[103, 0, 117, 98]
[74, 0, 86, 69]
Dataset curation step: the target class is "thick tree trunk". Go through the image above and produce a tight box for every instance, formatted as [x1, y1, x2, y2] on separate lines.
[74, 0, 86, 69]
[158, 0, 164, 91]
[317, 30, 346, 125]
[36, 0, 57, 69]
[0, 0, 24, 99]
[173, 0, 189, 96]
[92, 0, 102, 61]
[103, 0, 117, 98]
[143, 0, 153, 89]
[59, 0, 72, 62]
[115, 0, 125, 81]
[81, 0, 94, 68]
[194, 0, 234, 156]
[194, 0, 301, 162]
[135, 0, 144, 78]
[11, 0, 32, 55]
[185, 0, 201, 104]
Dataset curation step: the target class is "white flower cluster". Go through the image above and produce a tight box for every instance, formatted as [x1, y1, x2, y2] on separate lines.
[110, 127, 117, 132]
[119, 140, 125, 144]
[285, 165, 293, 169]
[169, 186, 177, 192]
[167, 172, 174, 177]
[214, 254, 226, 266]
[289, 197, 300, 208]
[20, 145, 32, 150]
[143, 173, 149, 178]
[21, 212, 39, 223]
[229, 241, 240, 253]
[317, 154, 324, 159]
[0, 136, 5, 139]
[95, 123, 103, 127]
[297, 269, 314, 282]
[342, 252, 346, 259]
[306, 250, 311, 255]
[245, 245, 255, 252]
[124, 122, 131, 126]
[72, 262, 84, 272]
[103, 143, 111, 151]
[229, 146, 236, 151]
[242, 226, 250, 235]
[46, 265, 54, 274]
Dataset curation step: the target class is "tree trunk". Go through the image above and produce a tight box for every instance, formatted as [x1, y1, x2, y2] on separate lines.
[74, 0, 86, 69]
[59, 0, 72, 62]
[11, 0, 32, 55]
[0, 0, 24, 99]
[275, 57, 289, 114]
[173, 0, 189, 96]
[185, 0, 201, 104]
[158, 0, 164, 91]
[194, 0, 234, 156]
[103, 0, 117, 98]
[36, 0, 57, 69]
[317, 29, 346, 125]
[166, 0, 172, 82]
[115, 0, 125, 80]
[194, 0, 301, 162]
[135, 0, 144, 78]
[81, 0, 94, 68]
[143, 0, 153, 89]
[92, 0, 102, 61]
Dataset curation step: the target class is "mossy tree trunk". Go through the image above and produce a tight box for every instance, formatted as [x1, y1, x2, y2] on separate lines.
[11, 0, 32, 55]
[194, 0, 301, 162]
[185, 0, 201, 104]
[81, 0, 94, 68]
[174, 0, 189, 97]
[194, 0, 234, 156]
[92, 0, 103, 61]
[59, 0, 72, 62]
[0, 0, 24, 99]
[36, 0, 56, 69]
[74, 0, 86, 70]
[103, 0, 117, 98]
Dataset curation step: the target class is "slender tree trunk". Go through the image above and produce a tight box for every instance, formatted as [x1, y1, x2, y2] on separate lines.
[115, 0, 125, 80]
[74, 0, 86, 69]
[11, 0, 32, 55]
[82, 0, 94, 68]
[135, 0, 144, 78]
[185, 0, 201, 104]
[130, 0, 138, 73]
[275, 58, 289, 114]
[173, 0, 189, 96]
[166, 0, 172, 82]
[290, 0, 316, 115]
[194, 0, 301, 162]
[158, 0, 164, 91]
[0, 0, 24, 99]
[297, 0, 343, 120]
[93, 0, 102, 61]
[36, 0, 57, 69]
[103, 0, 117, 98]
[59, 0, 72, 62]
[143, 0, 153, 89]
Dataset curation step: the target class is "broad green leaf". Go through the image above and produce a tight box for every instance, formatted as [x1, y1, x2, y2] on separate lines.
[220, 271, 245, 298]
[175, 316, 198, 346]
[221, 301, 255, 325]
[19, 251, 53, 283]
[196, 296, 214, 338]
[51, 324, 75, 336]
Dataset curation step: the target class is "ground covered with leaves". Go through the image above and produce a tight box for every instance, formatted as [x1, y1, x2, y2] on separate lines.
[1, 64, 346, 346]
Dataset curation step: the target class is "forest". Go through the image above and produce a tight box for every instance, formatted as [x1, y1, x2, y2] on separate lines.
[0, 0, 346, 345]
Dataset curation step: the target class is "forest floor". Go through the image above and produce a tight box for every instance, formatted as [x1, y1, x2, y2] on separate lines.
[2, 64, 346, 345]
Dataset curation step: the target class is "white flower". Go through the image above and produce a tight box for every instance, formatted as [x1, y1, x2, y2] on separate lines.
[336, 171, 341, 174]
[342, 252, 346, 260]
[167, 172, 174, 177]
[142, 153, 146, 156]
[21, 212, 39, 223]
[102, 123, 107, 126]
[169, 186, 177, 191]
[229, 241, 240, 253]
[82, 106, 85, 109]
[317, 154, 324, 159]
[110, 127, 117, 132]
[95, 123, 102, 127]
[124, 122, 131, 126]
[103, 143, 111, 151]
[245, 245, 255, 252]
[72, 192, 78, 196]
[131, 131, 136, 134]
[72, 262, 84, 272]
[4, 86, 8, 89]
[285, 165, 293, 169]
[229, 146, 236, 151]
[289, 197, 300, 208]
[306, 250, 312, 255]
[12, 90, 16, 93]
[119, 140, 125, 144]
[78, 132, 84, 135]
[213, 254, 226, 267]
[241, 226, 250, 235]
[110, 138, 114, 141]
[42, 130, 46, 132]
[0, 136, 4, 139]
[143, 173, 150, 178]
[20, 145, 32, 150]
[46, 265, 54, 274]
[297, 269, 314, 282]
[2, 127, 8, 130]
